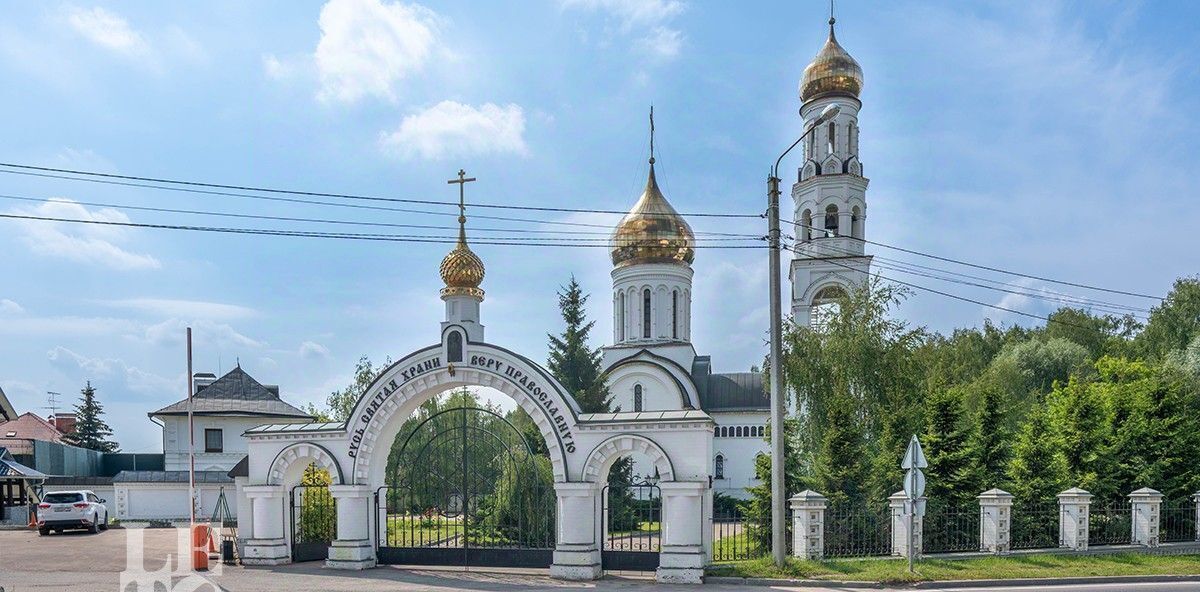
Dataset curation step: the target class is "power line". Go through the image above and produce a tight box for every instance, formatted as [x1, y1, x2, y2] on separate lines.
[0, 212, 769, 248]
[0, 161, 762, 218]
[0, 168, 758, 236]
[783, 219, 1160, 300]
[0, 191, 762, 240]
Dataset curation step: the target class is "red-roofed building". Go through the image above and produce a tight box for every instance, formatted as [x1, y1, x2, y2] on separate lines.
[0, 412, 66, 455]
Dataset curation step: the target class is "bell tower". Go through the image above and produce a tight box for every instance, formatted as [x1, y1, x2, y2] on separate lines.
[789, 13, 873, 328]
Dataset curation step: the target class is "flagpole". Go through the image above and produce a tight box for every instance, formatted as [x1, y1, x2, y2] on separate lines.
[187, 327, 195, 530]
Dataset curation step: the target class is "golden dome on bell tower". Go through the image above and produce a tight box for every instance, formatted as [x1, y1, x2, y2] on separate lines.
[799, 16, 863, 103]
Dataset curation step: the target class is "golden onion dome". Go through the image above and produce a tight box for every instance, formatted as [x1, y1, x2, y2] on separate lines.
[611, 162, 695, 268]
[799, 18, 863, 103]
[440, 215, 485, 298]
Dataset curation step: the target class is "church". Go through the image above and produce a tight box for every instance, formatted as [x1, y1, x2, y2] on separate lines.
[595, 13, 871, 499]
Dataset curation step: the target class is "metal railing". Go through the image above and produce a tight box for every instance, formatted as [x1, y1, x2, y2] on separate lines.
[711, 507, 768, 562]
[1161, 500, 1196, 543]
[1010, 501, 1061, 550]
[824, 504, 891, 558]
[1089, 501, 1133, 546]
[923, 501, 981, 554]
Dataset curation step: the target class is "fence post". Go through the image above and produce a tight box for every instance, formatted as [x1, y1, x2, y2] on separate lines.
[978, 489, 1013, 554]
[889, 490, 924, 558]
[1193, 491, 1200, 542]
[1058, 487, 1092, 551]
[1129, 487, 1163, 548]
[788, 490, 826, 560]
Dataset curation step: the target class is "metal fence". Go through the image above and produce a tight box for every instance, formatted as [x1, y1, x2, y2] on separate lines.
[1010, 501, 1061, 550]
[711, 507, 768, 562]
[1089, 501, 1133, 546]
[1161, 500, 1196, 543]
[923, 501, 981, 554]
[824, 504, 891, 558]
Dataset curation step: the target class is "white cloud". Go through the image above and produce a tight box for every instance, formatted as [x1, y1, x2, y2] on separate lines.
[263, 53, 303, 81]
[561, 0, 685, 61]
[143, 318, 265, 350]
[0, 299, 23, 315]
[314, 0, 441, 103]
[12, 198, 160, 270]
[47, 345, 178, 396]
[101, 298, 257, 321]
[299, 340, 331, 359]
[63, 6, 150, 57]
[380, 101, 528, 160]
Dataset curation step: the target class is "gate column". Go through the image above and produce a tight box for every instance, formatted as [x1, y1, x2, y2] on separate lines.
[242, 485, 289, 565]
[550, 482, 602, 581]
[326, 485, 376, 570]
[657, 481, 706, 584]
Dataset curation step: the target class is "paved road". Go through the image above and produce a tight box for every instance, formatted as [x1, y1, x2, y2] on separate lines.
[3, 528, 1200, 591]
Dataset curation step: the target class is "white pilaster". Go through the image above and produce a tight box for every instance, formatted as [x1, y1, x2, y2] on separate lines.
[242, 485, 289, 565]
[1130, 487, 1163, 548]
[977, 489, 1013, 554]
[326, 485, 376, 570]
[888, 491, 924, 558]
[1193, 491, 1200, 542]
[656, 481, 707, 584]
[1058, 487, 1092, 551]
[789, 490, 827, 560]
[549, 482, 601, 581]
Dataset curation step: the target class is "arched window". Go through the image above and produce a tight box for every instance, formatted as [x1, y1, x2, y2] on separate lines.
[672, 290, 679, 339]
[851, 206, 862, 239]
[714, 454, 725, 480]
[719, 426, 726, 437]
[642, 288, 651, 339]
[811, 285, 848, 331]
[758, 426, 765, 437]
[800, 209, 812, 241]
[849, 122, 858, 155]
[633, 384, 643, 412]
[827, 121, 836, 154]
[447, 331, 463, 363]
[618, 292, 626, 341]
[736, 426, 743, 437]
[824, 205, 838, 236]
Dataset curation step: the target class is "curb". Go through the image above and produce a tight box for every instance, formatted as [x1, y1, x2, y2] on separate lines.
[705, 573, 1200, 589]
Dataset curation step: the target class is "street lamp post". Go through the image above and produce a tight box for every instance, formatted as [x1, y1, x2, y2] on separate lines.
[767, 103, 840, 567]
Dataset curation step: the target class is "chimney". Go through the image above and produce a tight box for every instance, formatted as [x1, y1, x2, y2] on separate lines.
[52, 412, 77, 435]
[193, 372, 217, 395]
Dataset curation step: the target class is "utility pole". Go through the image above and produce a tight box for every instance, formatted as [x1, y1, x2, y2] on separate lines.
[768, 103, 841, 567]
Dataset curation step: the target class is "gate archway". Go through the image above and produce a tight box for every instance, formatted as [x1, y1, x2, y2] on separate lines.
[375, 404, 556, 567]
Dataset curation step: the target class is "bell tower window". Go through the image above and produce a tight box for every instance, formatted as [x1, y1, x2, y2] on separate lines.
[633, 384, 643, 412]
[642, 288, 651, 339]
[824, 205, 839, 236]
[618, 292, 626, 341]
[672, 290, 679, 339]
[827, 121, 836, 154]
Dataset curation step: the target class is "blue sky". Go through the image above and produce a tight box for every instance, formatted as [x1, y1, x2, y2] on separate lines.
[0, 1, 1197, 452]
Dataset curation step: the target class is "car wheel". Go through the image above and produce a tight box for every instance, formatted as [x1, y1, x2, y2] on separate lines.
[38, 528, 49, 536]
[89, 521, 99, 534]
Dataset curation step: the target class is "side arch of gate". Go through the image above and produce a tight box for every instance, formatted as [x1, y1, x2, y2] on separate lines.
[265, 442, 344, 562]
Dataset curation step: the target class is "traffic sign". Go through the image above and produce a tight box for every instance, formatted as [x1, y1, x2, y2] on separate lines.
[904, 468, 926, 499]
[901, 435, 927, 470]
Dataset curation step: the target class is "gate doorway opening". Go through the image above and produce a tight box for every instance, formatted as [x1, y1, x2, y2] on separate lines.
[375, 397, 556, 567]
[601, 467, 662, 571]
[290, 463, 336, 562]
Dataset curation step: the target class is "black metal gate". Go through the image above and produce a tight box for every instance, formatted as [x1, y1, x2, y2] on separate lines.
[601, 480, 661, 571]
[376, 406, 555, 567]
[290, 484, 336, 562]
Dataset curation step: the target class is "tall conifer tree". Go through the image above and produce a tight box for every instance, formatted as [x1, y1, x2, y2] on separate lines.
[63, 381, 119, 453]
[547, 276, 611, 413]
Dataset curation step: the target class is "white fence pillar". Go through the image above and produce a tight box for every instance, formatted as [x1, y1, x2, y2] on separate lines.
[889, 491, 924, 558]
[326, 485, 375, 570]
[1058, 487, 1092, 551]
[789, 490, 827, 560]
[978, 489, 1013, 554]
[1130, 487, 1163, 548]
[242, 485, 289, 565]
[550, 482, 601, 581]
[1193, 491, 1200, 542]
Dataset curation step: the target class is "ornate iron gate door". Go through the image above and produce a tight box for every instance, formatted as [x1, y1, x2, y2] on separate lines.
[601, 480, 661, 571]
[376, 406, 555, 567]
[290, 485, 336, 562]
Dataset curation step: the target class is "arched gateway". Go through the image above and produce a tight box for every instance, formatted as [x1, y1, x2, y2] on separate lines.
[236, 180, 712, 583]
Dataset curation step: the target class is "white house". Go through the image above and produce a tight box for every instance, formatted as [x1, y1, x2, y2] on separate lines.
[109, 366, 312, 521]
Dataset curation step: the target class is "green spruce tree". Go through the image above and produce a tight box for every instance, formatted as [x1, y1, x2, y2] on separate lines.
[1006, 403, 1067, 504]
[63, 381, 119, 452]
[923, 388, 975, 504]
[547, 276, 611, 413]
[965, 381, 1010, 492]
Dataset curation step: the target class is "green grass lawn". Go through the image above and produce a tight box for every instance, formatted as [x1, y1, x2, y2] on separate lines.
[384, 515, 463, 545]
[707, 553, 1200, 583]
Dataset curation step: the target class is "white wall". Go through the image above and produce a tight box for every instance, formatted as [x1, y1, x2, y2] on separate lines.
[711, 411, 770, 499]
[161, 415, 307, 471]
[114, 483, 237, 521]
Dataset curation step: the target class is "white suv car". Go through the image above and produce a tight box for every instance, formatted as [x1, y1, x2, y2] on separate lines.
[37, 490, 109, 535]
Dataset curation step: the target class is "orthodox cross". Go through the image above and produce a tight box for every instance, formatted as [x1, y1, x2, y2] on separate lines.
[649, 106, 656, 165]
[447, 168, 477, 227]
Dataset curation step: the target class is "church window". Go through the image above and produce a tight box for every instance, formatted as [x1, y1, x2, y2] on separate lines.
[827, 121, 836, 154]
[800, 209, 812, 241]
[714, 454, 725, 480]
[619, 292, 626, 341]
[642, 289, 651, 339]
[633, 385, 643, 412]
[811, 285, 847, 331]
[735, 426, 743, 437]
[824, 205, 838, 236]
[851, 206, 862, 239]
[447, 331, 463, 363]
[758, 426, 765, 437]
[672, 290, 679, 339]
[849, 122, 858, 155]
